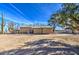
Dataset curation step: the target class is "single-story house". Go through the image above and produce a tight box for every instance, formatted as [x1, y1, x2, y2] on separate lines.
[20, 25, 53, 34]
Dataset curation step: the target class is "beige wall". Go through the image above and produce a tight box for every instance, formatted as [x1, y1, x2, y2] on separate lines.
[42, 28, 53, 34]
[33, 28, 42, 34]
[20, 27, 32, 33]
[20, 27, 53, 34]
[33, 28, 53, 34]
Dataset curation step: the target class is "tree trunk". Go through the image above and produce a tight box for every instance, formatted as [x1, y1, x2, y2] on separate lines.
[1, 13, 4, 34]
[53, 23, 56, 33]
[71, 29, 76, 34]
[53, 26, 55, 33]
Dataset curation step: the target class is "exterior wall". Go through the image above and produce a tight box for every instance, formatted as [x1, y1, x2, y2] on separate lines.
[20, 27, 53, 34]
[42, 28, 53, 34]
[33, 28, 53, 34]
[20, 27, 32, 34]
[33, 28, 42, 34]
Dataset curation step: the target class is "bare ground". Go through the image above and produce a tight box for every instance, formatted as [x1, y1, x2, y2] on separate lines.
[0, 34, 79, 55]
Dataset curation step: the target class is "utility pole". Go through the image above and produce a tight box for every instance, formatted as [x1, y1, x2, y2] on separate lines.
[1, 13, 4, 34]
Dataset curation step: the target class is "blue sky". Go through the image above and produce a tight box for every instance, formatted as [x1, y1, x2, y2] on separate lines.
[0, 3, 62, 31]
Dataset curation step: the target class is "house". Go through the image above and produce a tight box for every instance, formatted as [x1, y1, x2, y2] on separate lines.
[19, 25, 53, 34]
[20, 26, 32, 34]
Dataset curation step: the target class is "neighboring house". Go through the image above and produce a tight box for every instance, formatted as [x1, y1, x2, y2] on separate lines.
[20, 25, 53, 34]
[20, 26, 32, 34]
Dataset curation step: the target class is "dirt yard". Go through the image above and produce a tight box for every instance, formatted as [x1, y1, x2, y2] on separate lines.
[0, 34, 79, 55]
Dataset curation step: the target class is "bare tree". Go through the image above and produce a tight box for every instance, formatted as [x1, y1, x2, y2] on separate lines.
[8, 21, 15, 33]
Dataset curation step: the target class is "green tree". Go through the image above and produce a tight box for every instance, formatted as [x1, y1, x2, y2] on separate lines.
[61, 3, 79, 33]
[48, 14, 59, 32]
[49, 3, 79, 34]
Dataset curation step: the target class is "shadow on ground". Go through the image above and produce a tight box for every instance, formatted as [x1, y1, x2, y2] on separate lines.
[0, 39, 79, 55]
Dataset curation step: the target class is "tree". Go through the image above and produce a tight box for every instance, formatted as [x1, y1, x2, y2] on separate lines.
[8, 21, 15, 33]
[15, 23, 20, 34]
[61, 3, 79, 33]
[49, 3, 79, 34]
[48, 14, 59, 32]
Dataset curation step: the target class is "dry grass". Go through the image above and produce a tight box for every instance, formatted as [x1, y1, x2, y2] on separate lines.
[0, 34, 79, 52]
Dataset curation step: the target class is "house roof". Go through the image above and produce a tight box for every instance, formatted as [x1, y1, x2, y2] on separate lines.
[20, 25, 53, 28]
